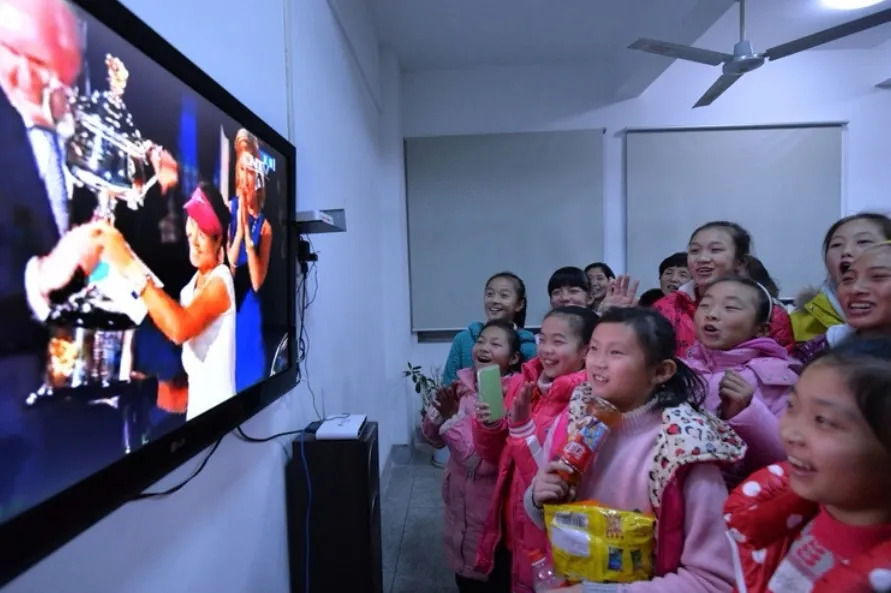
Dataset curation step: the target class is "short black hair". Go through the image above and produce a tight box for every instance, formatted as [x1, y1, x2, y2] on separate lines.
[547, 266, 589, 295]
[584, 262, 616, 280]
[659, 252, 688, 276]
[638, 288, 666, 308]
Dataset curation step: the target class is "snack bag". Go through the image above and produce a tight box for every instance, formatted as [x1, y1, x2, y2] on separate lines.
[544, 500, 655, 584]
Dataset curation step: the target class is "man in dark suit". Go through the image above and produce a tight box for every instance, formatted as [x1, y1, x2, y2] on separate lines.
[0, 0, 177, 518]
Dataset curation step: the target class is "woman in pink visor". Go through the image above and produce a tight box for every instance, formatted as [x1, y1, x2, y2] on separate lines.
[98, 182, 236, 421]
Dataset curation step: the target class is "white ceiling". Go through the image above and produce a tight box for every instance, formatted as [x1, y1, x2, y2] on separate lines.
[367, 0, 891, 99]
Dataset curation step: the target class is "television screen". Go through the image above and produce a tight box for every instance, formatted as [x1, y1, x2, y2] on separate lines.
[0, 0, 295, 576]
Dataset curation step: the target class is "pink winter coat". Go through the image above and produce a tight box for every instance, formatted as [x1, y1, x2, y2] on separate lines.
[471, 358, 586, 593]
[421, 368, 510, 580]
[684, 337, 800, 486]
[654, 282, 795, 358]
[543, 397, 747, 582]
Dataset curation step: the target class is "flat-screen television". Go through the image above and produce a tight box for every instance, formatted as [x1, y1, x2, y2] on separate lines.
[0, 0, 297, 583]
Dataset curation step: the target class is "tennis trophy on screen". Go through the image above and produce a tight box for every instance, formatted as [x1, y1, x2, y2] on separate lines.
[31, 55, 169, 399]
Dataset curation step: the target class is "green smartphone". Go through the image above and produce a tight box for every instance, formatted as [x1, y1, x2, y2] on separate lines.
[477, 364, 505, 421]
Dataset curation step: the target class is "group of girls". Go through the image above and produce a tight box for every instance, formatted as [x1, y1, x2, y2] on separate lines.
[421, 213, 891, 593]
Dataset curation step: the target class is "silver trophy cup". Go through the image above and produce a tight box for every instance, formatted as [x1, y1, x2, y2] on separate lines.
[34, 56, 156, 396]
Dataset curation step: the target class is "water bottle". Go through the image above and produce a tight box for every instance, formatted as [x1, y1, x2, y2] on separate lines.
[556, 396, 621, 487]
[529, 550, 565, 592]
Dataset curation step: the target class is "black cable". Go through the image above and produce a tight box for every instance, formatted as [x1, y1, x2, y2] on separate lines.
[132, 437, 223, 500]
[295, 255, 321, 420]
[233, 425, 305, 443]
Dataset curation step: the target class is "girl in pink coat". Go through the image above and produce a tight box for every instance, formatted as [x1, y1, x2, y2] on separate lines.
[684, 277, 801, 487]
[421, 319, 521, 593]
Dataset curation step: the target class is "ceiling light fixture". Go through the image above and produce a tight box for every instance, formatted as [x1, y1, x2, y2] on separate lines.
[821, 0, 886, 10]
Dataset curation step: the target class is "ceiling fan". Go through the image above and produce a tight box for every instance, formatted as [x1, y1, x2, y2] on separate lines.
[629, 0, 891, 107]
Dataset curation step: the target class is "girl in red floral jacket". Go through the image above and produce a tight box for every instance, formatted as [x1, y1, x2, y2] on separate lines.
[724, 337, 891, 593]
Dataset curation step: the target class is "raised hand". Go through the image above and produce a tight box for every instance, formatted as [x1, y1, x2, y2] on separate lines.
[146, 143, 179, 193]
[509, 381, 533, 426]
[597, 275, 640, 314]
[37, 222, 104, 297]
[719, 369, 755, 419]
[432, 384, 459, 421]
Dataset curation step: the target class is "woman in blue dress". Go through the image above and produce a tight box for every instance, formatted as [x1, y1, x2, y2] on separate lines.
[227, 129, 273, 392]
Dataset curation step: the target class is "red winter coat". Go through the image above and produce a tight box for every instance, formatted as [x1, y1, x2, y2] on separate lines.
[724, 462, 891, 592]
[653, 282, 795, 358]
[471, 358, 586, 593]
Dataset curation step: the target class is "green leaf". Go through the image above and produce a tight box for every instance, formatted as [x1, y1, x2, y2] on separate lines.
[415, 383, 421, 393]
[413, 365, 421, 371]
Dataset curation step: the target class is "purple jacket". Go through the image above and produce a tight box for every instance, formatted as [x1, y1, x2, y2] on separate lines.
[684, 337, 800, 485]
[421, 368, 508, 580]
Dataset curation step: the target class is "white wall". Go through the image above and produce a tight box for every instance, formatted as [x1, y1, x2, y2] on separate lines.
[6, 0, 411, 591]
[404, 9, 891, 366]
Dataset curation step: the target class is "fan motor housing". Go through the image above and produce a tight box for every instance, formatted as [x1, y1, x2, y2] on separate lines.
[724, 54, 765, 75]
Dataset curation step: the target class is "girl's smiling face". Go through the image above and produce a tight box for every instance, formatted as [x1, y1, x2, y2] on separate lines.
[472, 325, 519, 374]
[483, 276, 523, 323]
[586, 268, 611, 302]
[781, 363, 891, 525]
[838, 246, 891, 334]
[537, 314, 588, 381]
[687, 227, 744, 289]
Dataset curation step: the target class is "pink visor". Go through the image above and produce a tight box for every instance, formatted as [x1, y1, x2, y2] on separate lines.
[183, 186, 222, 236]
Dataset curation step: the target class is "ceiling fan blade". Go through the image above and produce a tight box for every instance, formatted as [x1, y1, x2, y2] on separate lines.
[764, 7, 891, 61]
[693, 73, 743, 108]
[629, 38, 732, 66]
[878, 78, 891, 89]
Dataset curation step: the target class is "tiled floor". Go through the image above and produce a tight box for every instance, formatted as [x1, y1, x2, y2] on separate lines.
[381, 440, 457, 593]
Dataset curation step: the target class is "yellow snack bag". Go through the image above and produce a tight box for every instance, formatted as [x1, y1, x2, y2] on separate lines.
[544, 500, 655, 584]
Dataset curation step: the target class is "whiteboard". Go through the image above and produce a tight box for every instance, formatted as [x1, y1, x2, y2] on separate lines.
[406, 130, 605, 331]
[624, 124, 844, 298]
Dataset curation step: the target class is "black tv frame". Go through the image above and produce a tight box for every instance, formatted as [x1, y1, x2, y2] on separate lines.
[0, 0, 297, 585]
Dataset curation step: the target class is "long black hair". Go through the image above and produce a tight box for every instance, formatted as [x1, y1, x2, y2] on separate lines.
[807, 336, 891, 452]
[597, 307, 705, 409]
[486, 271, 528, 329]
[479, 318, 523, 373]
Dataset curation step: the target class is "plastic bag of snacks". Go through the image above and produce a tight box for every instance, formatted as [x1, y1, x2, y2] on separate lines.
[544, 500, 655, 584]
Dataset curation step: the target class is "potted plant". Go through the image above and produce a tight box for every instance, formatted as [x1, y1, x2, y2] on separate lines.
[403, 362, 450, 467]
[402, 362, 443, 416]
